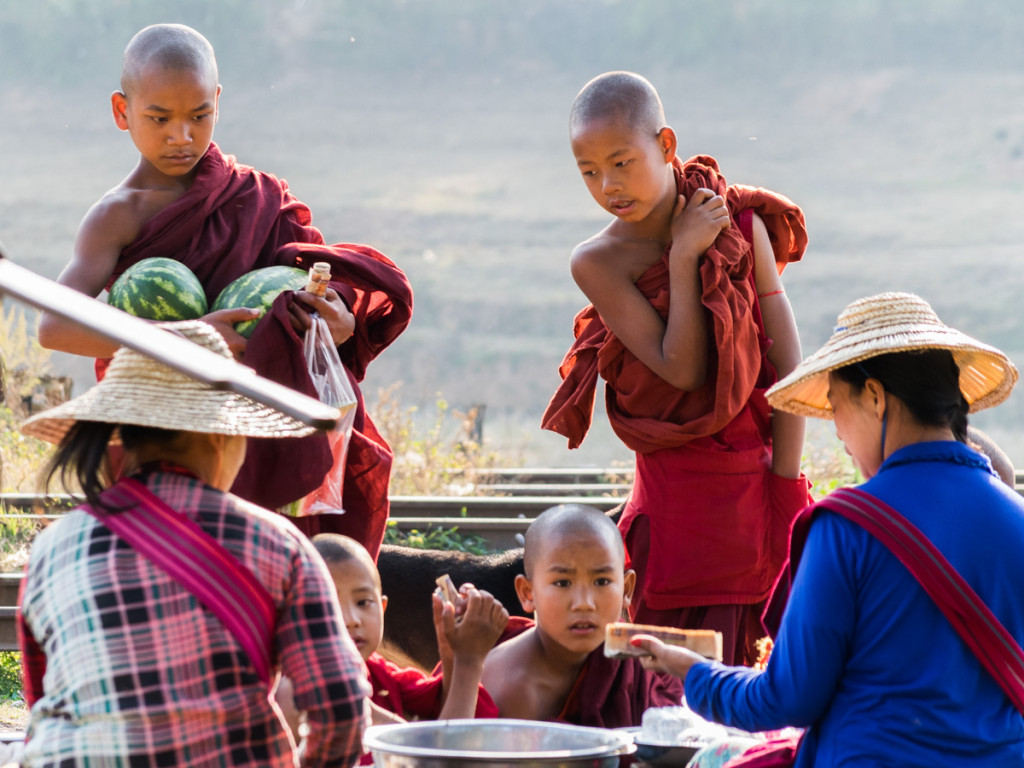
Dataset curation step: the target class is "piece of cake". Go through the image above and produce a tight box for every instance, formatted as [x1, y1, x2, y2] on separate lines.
[604, 622, 723, 661]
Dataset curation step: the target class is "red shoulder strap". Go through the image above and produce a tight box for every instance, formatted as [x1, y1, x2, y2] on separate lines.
[87, 479, 276, 685]
[808, 487, 1024, 714]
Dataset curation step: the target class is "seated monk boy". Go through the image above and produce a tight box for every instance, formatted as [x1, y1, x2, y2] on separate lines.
[276, 533, 508, 750]
[37, 23, 412, 555]
[481, 504, 682, 728]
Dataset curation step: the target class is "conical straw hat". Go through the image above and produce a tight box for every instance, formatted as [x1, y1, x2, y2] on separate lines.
[21, 320, 316, 444]
[766, 292, 1018, 419]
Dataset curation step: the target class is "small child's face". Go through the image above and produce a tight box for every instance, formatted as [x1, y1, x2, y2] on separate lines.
[517, 527, 635, 657]
[571, 115, 676, 225]
[329, 558, 387, 662]
[112, 62, 221, 180]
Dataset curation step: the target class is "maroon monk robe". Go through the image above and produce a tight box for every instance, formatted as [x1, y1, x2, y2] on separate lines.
[542, 155, 806, 451]
[491, 617, 682, 728]
[542, 156, 811, 663]
[104, 144, 413, 558]
[558, 644, 683, 728]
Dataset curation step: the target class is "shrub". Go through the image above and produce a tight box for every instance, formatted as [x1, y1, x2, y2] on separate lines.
[0, 305, 57, 494]
[372, 383, 514, 497]
[803, 425, 861, 498]
[383, 520, 493, 555]
[0, 653, 21, 704]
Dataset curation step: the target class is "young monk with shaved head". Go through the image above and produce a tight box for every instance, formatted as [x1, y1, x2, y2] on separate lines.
[38, 24, 412, 554]
[481, 504, 682, 727]
[543, 72, 812, 665]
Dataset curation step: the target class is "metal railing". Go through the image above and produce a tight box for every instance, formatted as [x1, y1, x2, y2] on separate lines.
[0, 470, 632, 651]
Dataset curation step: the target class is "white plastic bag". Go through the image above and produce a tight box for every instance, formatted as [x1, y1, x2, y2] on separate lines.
[298, 314, 357, 516]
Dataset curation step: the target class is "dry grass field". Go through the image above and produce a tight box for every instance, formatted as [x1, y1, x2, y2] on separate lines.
[4, 1, 1024, 468]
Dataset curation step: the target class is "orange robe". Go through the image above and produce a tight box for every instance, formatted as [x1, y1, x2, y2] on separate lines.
[542, 156, 811, 662]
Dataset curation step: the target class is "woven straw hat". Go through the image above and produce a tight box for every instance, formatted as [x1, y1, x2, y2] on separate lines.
[21, 320, 316, 445]
[766, 292, 1018, 419]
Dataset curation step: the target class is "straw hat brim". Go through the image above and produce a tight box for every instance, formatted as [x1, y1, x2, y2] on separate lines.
[20, 321, 317, 445]
[766, 294, 1018, 419]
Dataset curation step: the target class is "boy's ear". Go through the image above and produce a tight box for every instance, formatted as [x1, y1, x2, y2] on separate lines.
[213, 83, 222, 124]
[657, 126, 678, 164]
[622, 569, 637, 610]
[514, 573, 535, 614]
[111, 91, 130, 131]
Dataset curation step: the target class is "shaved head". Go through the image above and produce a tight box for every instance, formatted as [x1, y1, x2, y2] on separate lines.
[569, 71, 666, 137]
[312, 533, 380, 589]
[121, 23, 218, 94]
[523, 504, 625, 576]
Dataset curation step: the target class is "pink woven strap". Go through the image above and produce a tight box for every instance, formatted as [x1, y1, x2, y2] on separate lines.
[818, 487, 1024, 714]
[87, 478, 276, 685]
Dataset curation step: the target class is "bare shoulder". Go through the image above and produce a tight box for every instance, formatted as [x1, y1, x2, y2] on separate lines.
[570, 229, 654, 295]
[482, 629, 531, 676]
[570, 227, 625, 269]
[481, 630, 537, 713]
[78, 183, 160, 252]
[68, 181, 183, 292]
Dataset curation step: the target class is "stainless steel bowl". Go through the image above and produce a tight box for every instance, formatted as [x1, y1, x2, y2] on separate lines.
[364, 718, 636, 768]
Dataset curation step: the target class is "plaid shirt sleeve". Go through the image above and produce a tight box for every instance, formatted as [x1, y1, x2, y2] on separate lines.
[277, 534, 370, 767]
[17, 564, 46, 709]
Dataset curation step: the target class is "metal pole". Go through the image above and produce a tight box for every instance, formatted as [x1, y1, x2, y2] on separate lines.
[0, 248, 340, 430]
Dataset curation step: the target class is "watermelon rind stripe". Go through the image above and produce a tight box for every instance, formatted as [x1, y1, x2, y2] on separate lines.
[107, 257, 208, 321]
[210, 266, 309, 338]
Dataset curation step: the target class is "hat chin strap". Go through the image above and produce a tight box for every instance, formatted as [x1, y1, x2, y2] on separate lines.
[879, 397, 888, 462]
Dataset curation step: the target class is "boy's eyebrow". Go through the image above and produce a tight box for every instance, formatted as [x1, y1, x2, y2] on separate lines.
[142, 102, 215, 113]
[349, 585, 379, 596]
[576, 148, 629, 167]
[545, 563, 617, 574]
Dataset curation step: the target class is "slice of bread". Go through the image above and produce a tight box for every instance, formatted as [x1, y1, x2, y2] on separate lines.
[604, 622, 723, 661]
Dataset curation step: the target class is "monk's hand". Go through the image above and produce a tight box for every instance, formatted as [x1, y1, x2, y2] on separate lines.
[201, 307, 261, 361]
[630, 634, 703, 683]
[439, 585, 509, 663]
[290, 288, 355, 345]
[670, 187, 731, 261]
[432, 590, 458, 668]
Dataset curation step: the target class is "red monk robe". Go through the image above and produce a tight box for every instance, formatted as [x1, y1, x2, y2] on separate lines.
[490, 617, 683, 728]
[366, 652, 499, 719]
[542, 156, 812, 665]
[104, 143, 413, 558]
[356, 653, 499, 764]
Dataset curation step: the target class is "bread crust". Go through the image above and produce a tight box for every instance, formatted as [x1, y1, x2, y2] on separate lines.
[604, 622, 723, 661]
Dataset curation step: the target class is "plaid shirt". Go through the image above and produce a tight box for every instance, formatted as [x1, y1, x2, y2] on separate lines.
[19, 469, 369, 767]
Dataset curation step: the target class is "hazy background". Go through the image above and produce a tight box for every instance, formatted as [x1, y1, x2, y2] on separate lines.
[3, 1, 1024, 468]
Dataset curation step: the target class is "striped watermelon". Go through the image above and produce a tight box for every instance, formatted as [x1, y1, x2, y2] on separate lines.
[210, 266, 308, 338]
[107, 258, 208, 321]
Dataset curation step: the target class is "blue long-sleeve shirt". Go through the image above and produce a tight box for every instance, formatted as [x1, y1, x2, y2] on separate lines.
[686, 441, 1024, 766]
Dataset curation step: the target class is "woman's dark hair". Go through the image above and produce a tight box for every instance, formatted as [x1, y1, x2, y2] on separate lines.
[833, 349, 969, 442]
[45, 422, 181, 511]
